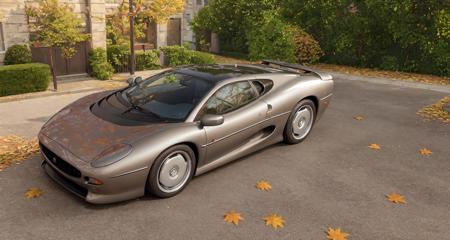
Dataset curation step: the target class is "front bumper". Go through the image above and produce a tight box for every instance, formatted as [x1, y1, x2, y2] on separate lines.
[39, 134, 149, 204]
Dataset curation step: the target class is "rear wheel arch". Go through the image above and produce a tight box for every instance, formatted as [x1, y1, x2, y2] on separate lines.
[302, 95, 319, 113]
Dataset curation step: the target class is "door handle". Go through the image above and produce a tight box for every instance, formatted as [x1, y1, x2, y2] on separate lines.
[266, 104, 273, 117]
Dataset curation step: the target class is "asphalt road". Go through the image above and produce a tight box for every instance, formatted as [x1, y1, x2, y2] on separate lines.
[1, 77, 449, 240]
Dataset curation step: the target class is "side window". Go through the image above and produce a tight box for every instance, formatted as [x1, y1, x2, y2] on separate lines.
[0, 23, 5, 51]
[202, 81, 257, 115]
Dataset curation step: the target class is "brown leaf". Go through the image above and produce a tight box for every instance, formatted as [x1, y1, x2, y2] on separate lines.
[256, 180, 272, 191]
[25, 187, 43, 199]
[368, 143, 381, 150]
[223, 210, 243, 225]
[264, 214, 285, 229]
[327, 227, 350, 240]
[354, 115, 364, 121]
[386, 192, 406, 204]
[419, 148, 432, 155]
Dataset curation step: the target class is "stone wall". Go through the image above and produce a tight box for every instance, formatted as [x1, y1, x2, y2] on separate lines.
[0, 0, 204, 64]
[0, 0, 29, 63]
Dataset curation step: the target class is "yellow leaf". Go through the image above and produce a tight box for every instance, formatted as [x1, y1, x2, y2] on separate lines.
[419, 148, 432, 155]
[223, 210, 243, 225]
[368, 143, 381, 150]
[327, 227, 350, 240]
[386, 192, 406, 204]
[256, 180, 272, 191]
[25, 187, 43, 199]
[264, 214, 285, 229]
[354, 115, 364, 121]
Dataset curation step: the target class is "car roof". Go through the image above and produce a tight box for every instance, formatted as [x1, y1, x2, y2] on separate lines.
[174, 64, 281, 82]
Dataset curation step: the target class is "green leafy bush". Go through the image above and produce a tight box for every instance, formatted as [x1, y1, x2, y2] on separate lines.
[4, 44, 32, 65]
[107, 44, 130, 69]
[107, 44, 161, 72]
[247, 14, 296, 62]
[160, 46, 215, 66]
[194, 0, 449, 76]
[136, 50, 161, 71]
[0, 63, 50, 96]
[281, 0, 450, 76]
[89, 48, 114, 80]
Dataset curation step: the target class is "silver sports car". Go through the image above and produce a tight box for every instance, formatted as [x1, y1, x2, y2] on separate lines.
[38, 60, 333, 204]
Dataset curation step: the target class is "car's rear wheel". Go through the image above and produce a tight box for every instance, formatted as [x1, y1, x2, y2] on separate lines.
[147, 145, 195, 198]
[283, 99, 316, 144]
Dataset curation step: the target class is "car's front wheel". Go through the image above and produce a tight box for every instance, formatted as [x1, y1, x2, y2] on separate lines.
[283, 99, 316, 144]
[147, 145, 195, 198]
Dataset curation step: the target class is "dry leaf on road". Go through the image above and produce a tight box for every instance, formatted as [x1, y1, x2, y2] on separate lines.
[354, 116, 364, 121]
[256, 180, 272, 191]
[419, 148, 433, 155]
[327, 227, 350, 240]
[264, 214, 285, 229]
[368, 143, 381, 150]
[25, 187, 43, 199]
[223, 210, 243, 225]
[386, 192, 406, 204]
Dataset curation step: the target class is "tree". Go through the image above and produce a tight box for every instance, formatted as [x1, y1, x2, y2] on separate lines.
[106, 1, 146, 45]
[26, 0, 90, 89]
[139, 0, 185, 24]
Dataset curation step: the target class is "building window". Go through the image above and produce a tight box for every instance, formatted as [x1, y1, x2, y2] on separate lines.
[0, 23, 5, 51]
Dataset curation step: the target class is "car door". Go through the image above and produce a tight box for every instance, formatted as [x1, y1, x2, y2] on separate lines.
[199, 81, 269, 164]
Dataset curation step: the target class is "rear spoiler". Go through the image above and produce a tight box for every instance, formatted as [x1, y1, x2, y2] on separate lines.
[261, 60, 332, 81]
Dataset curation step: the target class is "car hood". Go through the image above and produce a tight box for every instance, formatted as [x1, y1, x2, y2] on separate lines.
[40, 91, 173, 163]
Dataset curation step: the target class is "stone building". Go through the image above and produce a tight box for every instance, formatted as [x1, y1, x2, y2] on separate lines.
[0, 0, 207, 75]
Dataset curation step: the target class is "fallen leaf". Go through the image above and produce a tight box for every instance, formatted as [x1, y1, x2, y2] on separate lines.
[223, 210, 243, 225]
[256, 180, 272, 191]
[25, 187, 43, 199]
[264, 214, 285, 229]
[327, 227, 350, 240]
[368, 143, 381, 150]
[386, 192, 406, 204]
[0, 135, 39, 172]
[354, 115, 364, 121]
[419, 148, 432, 155]
[417, 96, 450, 124]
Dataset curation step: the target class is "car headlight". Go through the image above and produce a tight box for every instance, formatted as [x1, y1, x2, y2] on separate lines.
[91, 143, 133, 168]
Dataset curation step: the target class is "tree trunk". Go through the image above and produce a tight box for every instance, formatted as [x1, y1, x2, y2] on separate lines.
[49, 47, 57, 90]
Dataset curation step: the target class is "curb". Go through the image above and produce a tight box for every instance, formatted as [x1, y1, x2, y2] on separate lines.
[0, 88, 102, 104]
[328, 71, 450, 94]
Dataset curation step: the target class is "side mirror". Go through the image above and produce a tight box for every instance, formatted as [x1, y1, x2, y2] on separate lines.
[127, 76, 143, 86]
[201, 114, 224, 126]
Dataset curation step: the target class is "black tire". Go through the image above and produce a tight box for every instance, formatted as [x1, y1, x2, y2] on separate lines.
[283, 99, 316, 144]
[146, 144, 196, 198]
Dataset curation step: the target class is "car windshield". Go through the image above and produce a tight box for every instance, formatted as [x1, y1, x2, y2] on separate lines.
[122, 71, 214, 121]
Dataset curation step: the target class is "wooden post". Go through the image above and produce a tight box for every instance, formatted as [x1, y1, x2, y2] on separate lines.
[129, 0, 135, 75]
[49, 47, 57, 90]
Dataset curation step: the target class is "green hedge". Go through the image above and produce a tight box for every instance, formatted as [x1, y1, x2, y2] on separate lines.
[89, 48, 114, 80]
[0, 63, 50, 97]
[160, 46, 215, 67]
[107, 44, 161, 72]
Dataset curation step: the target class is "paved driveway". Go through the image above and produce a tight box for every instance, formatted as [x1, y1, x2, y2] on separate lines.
[0, 77, 449, 240]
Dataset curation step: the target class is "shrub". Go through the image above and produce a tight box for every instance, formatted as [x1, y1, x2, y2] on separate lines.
[107, 44, 161, 72]
[135, 50, 160, 71]
[4, 44, 32, 65]
[107, 44, 130, 68]
[89, 48, 114, 80]
[246, 14, 296, 62]
[160, 46, 215, 67]
[0, 63, 50, 96]
[289, 26, 324, 64]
